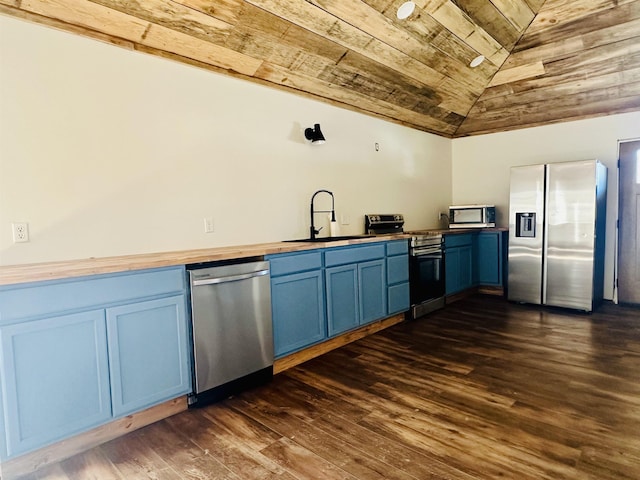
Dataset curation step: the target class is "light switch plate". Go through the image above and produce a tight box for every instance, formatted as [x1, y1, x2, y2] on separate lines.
[203, 217, 214, 233]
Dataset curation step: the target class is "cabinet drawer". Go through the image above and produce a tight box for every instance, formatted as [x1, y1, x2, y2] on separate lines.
[324, 244, 385, 267]
[0, 267, 186, 325]
[386, 240, 409, 256]
[268, 251, 323, 276]
[444, 233, 473, 248]
[387, 255, 409, 284]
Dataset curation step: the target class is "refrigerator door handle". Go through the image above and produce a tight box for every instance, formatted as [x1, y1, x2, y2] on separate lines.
[542, 164, 550, 305]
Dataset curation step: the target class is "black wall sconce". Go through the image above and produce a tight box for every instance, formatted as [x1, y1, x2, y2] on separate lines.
[304, 124, 326, 144]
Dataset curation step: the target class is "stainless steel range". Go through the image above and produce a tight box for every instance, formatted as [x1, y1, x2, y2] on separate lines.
[365, 214, 405, 235]
[408, 234, 445, 319]
[365, 215, 445, 319]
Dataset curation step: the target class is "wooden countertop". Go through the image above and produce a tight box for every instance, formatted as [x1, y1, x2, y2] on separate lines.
[0, 228, 507, 286]
[0, 234, 411, 286]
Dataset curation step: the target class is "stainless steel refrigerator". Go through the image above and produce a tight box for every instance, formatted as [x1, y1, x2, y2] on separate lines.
[508, 160, 607, 311]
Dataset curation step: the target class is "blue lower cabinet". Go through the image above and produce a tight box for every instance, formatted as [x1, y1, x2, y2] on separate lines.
[0, 310, 112, 457]
[106, 296, 190, 417]
[358, 260, 387, 324]
[445, 232, 505, 295]
[326, 264, 359, 336]
[271, 270, 326, 356]
[0, 266, 189, 461]
[445, 245, 473, 295]
[386, 242, 409, 315]
[476, 232, 503, 286]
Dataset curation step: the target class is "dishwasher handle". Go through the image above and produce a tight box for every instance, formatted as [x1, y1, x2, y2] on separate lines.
[192, 269, 269, 286]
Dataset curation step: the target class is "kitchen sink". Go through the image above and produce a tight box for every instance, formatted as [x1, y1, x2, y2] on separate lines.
[283, 235, 374, 243]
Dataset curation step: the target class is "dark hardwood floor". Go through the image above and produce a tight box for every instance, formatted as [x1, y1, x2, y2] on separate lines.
[17, 295, 640, 480]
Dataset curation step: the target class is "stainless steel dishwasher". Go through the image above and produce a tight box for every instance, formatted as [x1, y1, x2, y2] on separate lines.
[187, 259, 273, 406]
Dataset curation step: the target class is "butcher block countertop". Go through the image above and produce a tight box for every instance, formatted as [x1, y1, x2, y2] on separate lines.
[0, 228, 507, 286]
[0, 234, 410, 286]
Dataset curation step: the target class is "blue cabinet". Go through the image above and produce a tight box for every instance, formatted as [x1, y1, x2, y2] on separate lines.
[0, 266, 189, 460]
[267, 251, 326, 357]
[326, 264, 359, 335]
[359, 260, 387, 323]
[386, 240, 410, 314]
[269, 241, 409, 356]
[106, 295, 190, 417]
[325, 243, 386, 334]
[475, 231, 503, 286]
[445, 234, 474, 295]
[445, 231, 506, 296]
[0, 310, 111, 458]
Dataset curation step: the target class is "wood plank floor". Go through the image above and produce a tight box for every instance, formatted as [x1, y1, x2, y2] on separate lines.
[16, 295, 640, 480]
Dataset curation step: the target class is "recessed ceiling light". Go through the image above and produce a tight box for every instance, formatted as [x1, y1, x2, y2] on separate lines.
[397, 1, 416, 20]
[470, 55, 485, 68]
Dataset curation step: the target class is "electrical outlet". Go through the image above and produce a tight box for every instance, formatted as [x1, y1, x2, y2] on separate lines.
[203, 217, 214, 233]
[340, 214, 351, 225]
[12, 222, 29, 243]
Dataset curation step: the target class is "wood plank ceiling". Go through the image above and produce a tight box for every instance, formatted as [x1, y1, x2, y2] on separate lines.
[1, 0, 639, 137]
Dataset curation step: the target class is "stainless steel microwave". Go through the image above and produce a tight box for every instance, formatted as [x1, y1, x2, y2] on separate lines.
[448, 205, 496, 229]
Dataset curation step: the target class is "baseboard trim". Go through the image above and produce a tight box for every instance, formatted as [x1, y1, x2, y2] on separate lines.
[446, 285, 504, 304]
[1, 396, 188, 480]
[274, 312, 406, 374]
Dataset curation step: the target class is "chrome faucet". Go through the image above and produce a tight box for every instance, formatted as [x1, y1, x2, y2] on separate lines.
[310, 189, 336, 240]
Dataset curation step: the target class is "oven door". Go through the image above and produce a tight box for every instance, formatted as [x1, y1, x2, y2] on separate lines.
[409, 247, 445, 306]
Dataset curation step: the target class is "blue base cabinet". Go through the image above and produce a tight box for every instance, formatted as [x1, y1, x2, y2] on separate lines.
[106, 295, 190, 417]
[445, 231, 506, 296]
[271, 270, 326, 356]
[326, 264, 359, 335]
[269, 240, 410, 358]
[475, 231, 504, 286]
[445, 234, 474, 295]
[0, 310, 111, 457]
[358, 260, 387, 324]
[0, 266, 190, 461]
[267, 251, 326, 357]
[325, 243, 387, 333]
[386, 240, 410, 314]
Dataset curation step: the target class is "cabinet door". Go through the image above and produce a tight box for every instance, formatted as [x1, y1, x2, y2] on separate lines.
[445, 247, 461, 294]
[359, 260, 387, 324]
[477, 232, 502, 286]
[459, 245, 474, 291]
[446, 245, 474, 294]
[271, 270, 326, 357]
[0, 311, 111, 457]
[106, 296, 190, 417]
[326, 264, 359, 336]
[388, 282, 410, 315]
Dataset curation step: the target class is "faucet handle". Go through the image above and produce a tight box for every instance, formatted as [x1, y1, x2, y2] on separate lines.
[314, 226, 323, 234]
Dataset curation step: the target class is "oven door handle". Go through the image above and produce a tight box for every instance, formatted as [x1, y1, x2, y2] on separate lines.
[410, 248, 442, 257]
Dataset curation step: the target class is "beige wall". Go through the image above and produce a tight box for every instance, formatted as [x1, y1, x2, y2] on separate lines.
[0, 16, 452, 266]
[2, 15, 637, 303]
[452, 111, 640, 300]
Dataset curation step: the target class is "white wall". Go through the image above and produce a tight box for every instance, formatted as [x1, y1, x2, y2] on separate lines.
[0, 16, 451, 266]
[452, 111, 640, 300]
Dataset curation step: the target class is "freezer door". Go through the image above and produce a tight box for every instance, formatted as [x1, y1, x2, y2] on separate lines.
[508, 164, 545, 304]
[544, 161, 596, 310]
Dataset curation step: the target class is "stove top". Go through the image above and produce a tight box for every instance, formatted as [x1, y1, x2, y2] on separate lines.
[365, 214, 404, 235]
